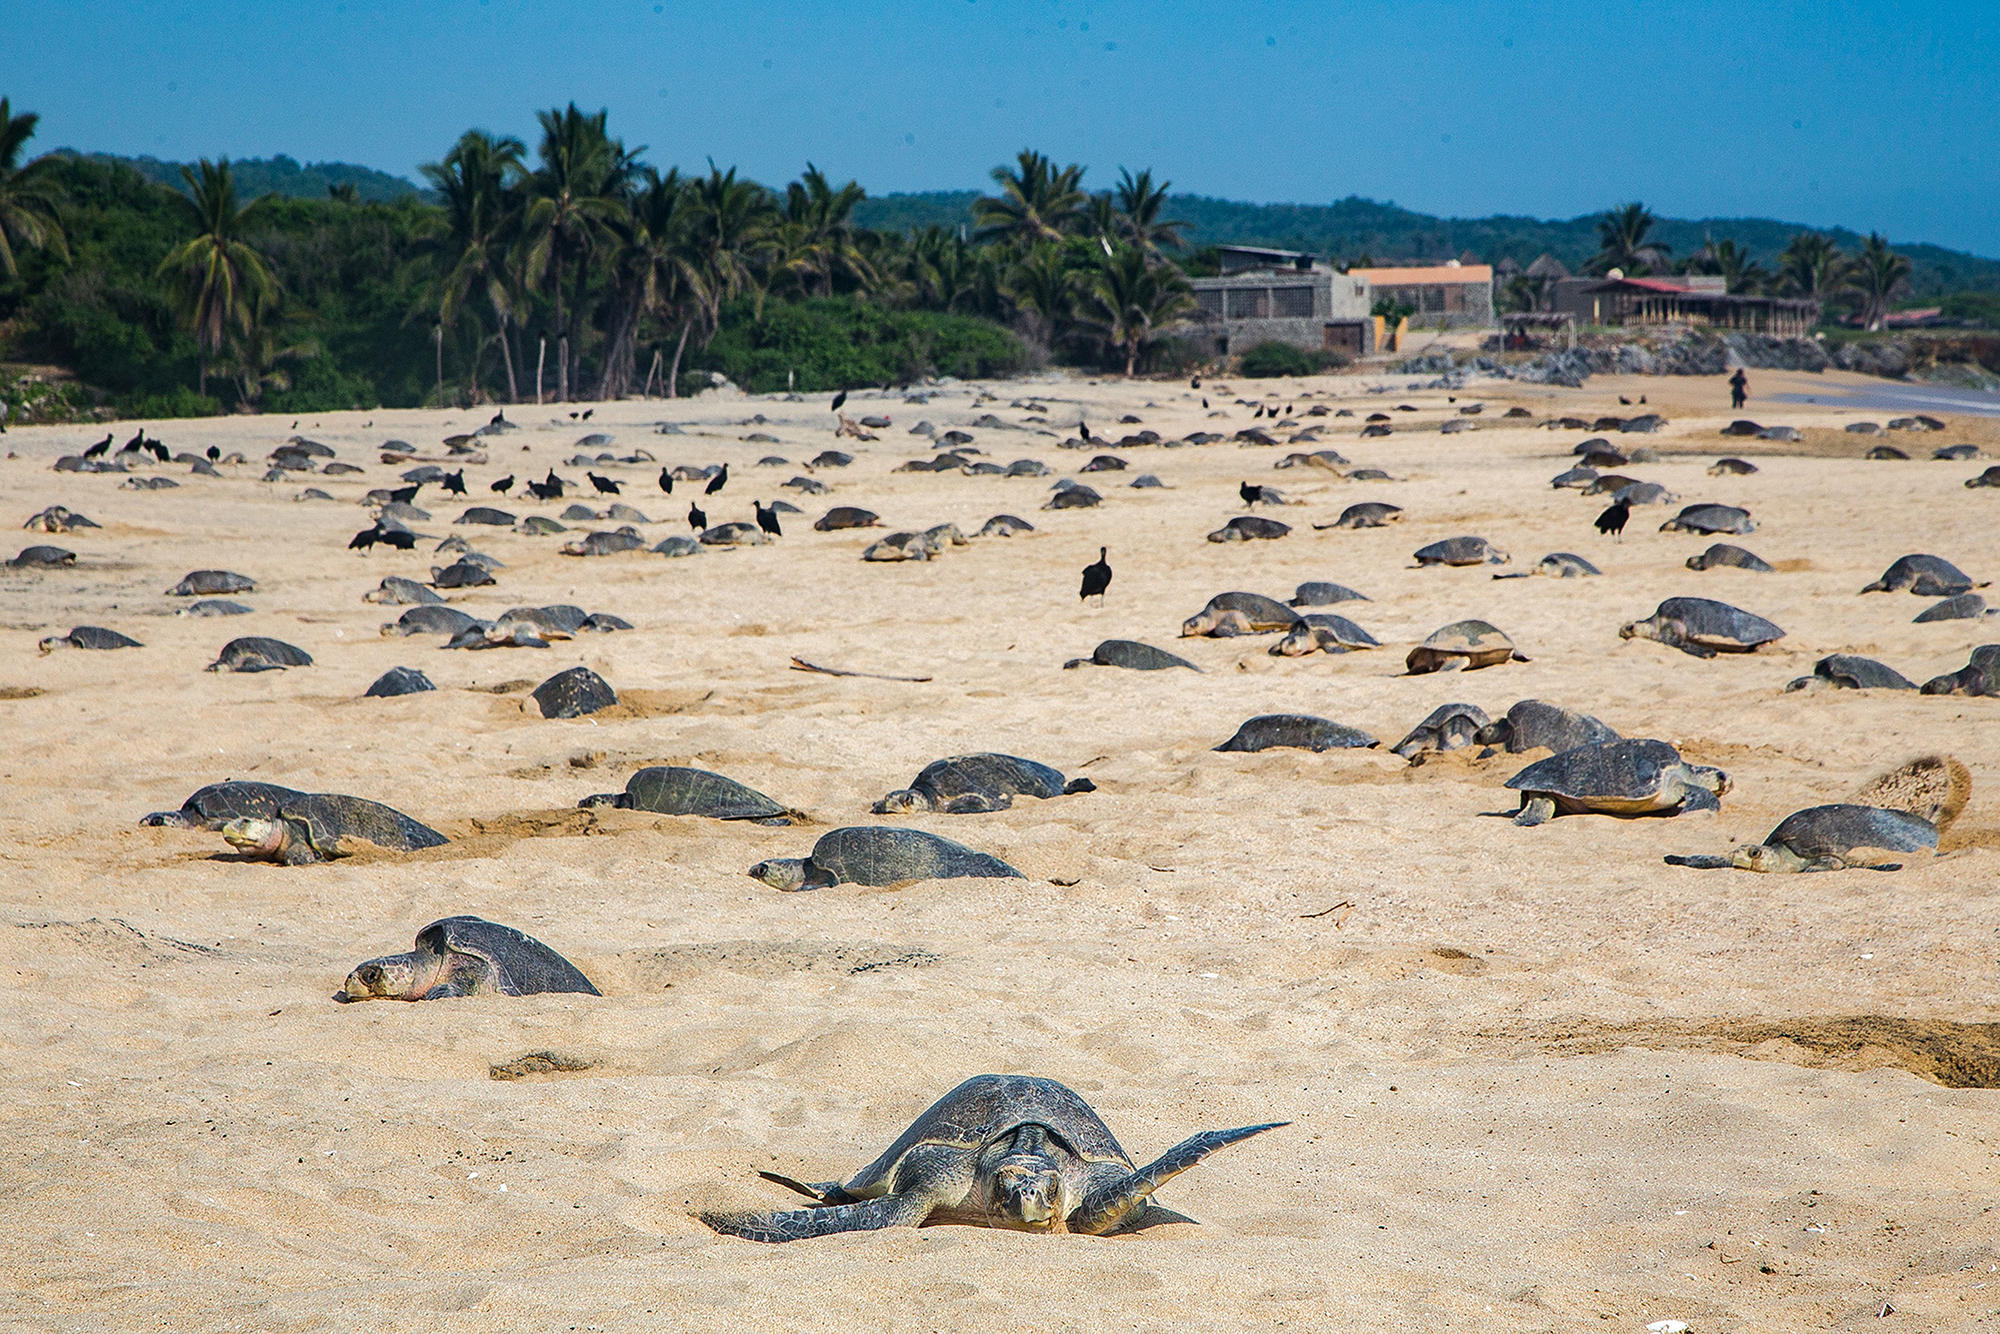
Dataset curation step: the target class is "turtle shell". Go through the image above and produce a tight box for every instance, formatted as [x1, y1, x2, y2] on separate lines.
[905, 754, 1068, 805]
[1181, 592, 1299, 636]
[1762, 805, 1938, 861]
[617, 766, 788, 820]
[1215, 714, 1378, 753]
[1505, 738, 1684, 812]
[1477, 699, 1619, 754]
[418, 917, 599, 996]
[144, 780, 305, 828]
[1328, 503, 1401, 528]
[287, 792, 449, 853]
[1289, 581, 1370, 606]
[1660, 504, 1754, 535]
[1641, 597, 1784, 649]
[1413, 537, 1506, 567]
[1391, 702, 1490, 757]
[1532, 552, 1601, 577]
[386, 606, 481, 637]
[365, 666, 436, 697]
[1407, 620, 1517, 673]
[843, 1075, 1134, 1197]
[1861, 553, 1974, 596]
[800, 827, 1023, 887]
[208, 636, 314, 671]
[1808, 655, 1915, 690]
[169, 569, 256, 595]
[533, 667, 617, 718]
[1072, 639, 1198, 671]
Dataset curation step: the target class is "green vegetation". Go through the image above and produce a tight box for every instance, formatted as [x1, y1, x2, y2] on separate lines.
[1237, 340, 1340, 378]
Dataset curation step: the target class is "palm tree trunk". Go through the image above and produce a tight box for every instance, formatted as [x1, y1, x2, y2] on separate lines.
[198, 350, 207, 399]
[666, 320, 691, 399]
[1124, 338, 1137, 377]
[496, 307, 520, 404]
[558, 335, 570, 403]
[535, 338, 545, 405]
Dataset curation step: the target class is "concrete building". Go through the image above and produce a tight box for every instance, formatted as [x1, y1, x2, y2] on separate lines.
[1187, 246, 1377, 359]
[1347, 262, 1495, 330]
[1549, 274, 1820, 335]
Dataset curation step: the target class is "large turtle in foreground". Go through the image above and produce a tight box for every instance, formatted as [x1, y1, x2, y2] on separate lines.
[875, 754, 1095, 814]
[1504, 738, 1729, 826]
[1922, 644, 2000, 696]
[1063, 639, 1199, 671]
[141, 780, 448, 863]
[1406, 620, 1526, 673]
[1619, 598, 1783, 658]
[336, 916, 599, 1001]
[1665, 805, 1939, 873]
[748, 827, 1023, 891]
[699, 1074, 1284, 1242]
[581, 766, 795, 823]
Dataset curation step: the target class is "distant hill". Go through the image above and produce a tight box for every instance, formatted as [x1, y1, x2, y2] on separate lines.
[852, 191, 2000, 300]
[68, 152, 428, 204]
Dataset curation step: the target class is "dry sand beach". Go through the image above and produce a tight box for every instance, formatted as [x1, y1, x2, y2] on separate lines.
[1, 366, 1997, 1332]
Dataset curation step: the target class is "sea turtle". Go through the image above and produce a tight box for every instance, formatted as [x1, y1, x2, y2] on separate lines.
[862, 531, 933, 562]
[8, 545, 76, 568]
[383, 605, 482, 637]
[364, 666, 436, 697]
[1665, 805, 1939, 873]
[1063, 639, 1199, 671]
[1312, 502, 1402, 530]
[1620, 597, 1783, 658]
[606, 504, 650, 524]
[337, 917, 599, 1002]
[1208, 516, 1290, 542]
[785, 477, 832, 495]
[1860, 554, 1978, 596]
[1495, 552, 1599, 580]
[979, 514, 1035, 537]
[498, 605, 589, 634]
[581, 766, 795, 823]
[1288, 581, 1370, 606]
[1390, 702, 1490, 759]
[532, 666, 617, 718]
[179, 600, 252, 617]
[1551, 466, 1599, 490]
[1914, 593, 1991, 622]
[364, 576, 445, 606]
[456, 506, 516, 526]
[1081, 454, 1128, 472]
[1180, 592, 1300, 638]
[1784, 654, 1917, 692]
[815, 507, 881, 531]
[874, 754, 1095, 814]
[698, 1073, 1283, 1242]
[1659, 504, 1755, 535]
[1921, 644, 2000, 696]
[1474, 699, 1619, 754]
[1582, 473, 1638, 496]
[445, 623, 546, 650]
[811, 450, 854, 468]
[1214, 714, 1378, 752]
[1935, 444, 1984, 461]
[1866, 444, 1910, 460]
[168, 569, 255, 596]
[1505, 738, 1729, 826]
[431, 560, 496, 588]
[38, 626, 142, 653]
[699, 522, 769, 546]
[142, 780, 446, 862]
[1709, 458, 1759, 475]
[1967, 466, 2000, 488]
[653, 536, 701, 557]
[1613, 481, 1676, 507]
[22, 505, 98, 532]
[1269, 613, 1380, 656]
[562, 528, 648, 556]
[1413, 537, 1509, 568]
[1406, 620, 1527, 674]
[1010, 460, 1053, 478]
[1686, 543, 1773, 572]
[581, 613, 631, 633]
[747, 826, 1023, 891]
[1345, 468, 1395, 482]
[1044, 485, 1102, 510]
[207, 637, 313, 672]
[519, 516, 569, 535]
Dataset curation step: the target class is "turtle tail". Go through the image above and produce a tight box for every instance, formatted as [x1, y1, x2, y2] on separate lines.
[700, 1189, 933, 1243]
[1066, 1122, 1287, 1237]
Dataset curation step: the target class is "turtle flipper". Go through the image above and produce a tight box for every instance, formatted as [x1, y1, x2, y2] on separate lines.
[1067, 1121, 1287, 1237]
[1663, 854, 1733, 869]
[700, 1188, 934, 1242]
[756, 1170, 855, 1204]
[1512, 796, 1556, 827]
[941, 792, 1009, 814]
[1679, 786, 1722, 814]
[422, 981, 471, 999]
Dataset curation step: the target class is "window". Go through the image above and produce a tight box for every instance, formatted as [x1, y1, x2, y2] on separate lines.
[1225, 289, 1270, 319]
[1272, 286, 1314, 317]
[1196, 289, 1224, 318]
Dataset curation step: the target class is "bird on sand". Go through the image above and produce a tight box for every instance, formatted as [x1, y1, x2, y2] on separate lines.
[755, 501, 782, 537]
[83, 434, 112, 459]
[830, 390, 847, 414]
[491, 475, 514, 495]
[588, 472, 621, 495]
[440, 470, 466, 496]
[1079, 547, 1112, 604]
[688, 501, 708, 531]
[1595, 497, 1631, 541]
[1239, 481, 1267, 508]
[705, 463, 729, 495]
[205, 445, 220, 462]
[657, 468, 674, 494]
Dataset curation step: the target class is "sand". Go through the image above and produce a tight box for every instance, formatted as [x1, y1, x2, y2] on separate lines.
[0, 365, 1995, 1332]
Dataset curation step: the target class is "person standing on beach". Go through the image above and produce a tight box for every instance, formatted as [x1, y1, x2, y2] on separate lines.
[1729, 368, 1748, 410]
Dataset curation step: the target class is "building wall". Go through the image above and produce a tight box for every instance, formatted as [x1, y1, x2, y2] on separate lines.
[1187, 269, 1375, 356]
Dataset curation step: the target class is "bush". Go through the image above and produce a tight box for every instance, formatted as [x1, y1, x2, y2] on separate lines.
[118, 385, 224, 419]
[691, 297, 1030, 392]
[1238, 340, 1334, 378]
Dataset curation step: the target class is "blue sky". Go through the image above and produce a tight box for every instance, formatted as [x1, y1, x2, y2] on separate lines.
[12, 0, 1997, 254]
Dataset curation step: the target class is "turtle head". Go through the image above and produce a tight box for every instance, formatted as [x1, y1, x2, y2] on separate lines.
[985, 1128, 1071, 1232]
[1687, 765, 1731, 796]
[1617, 618, 1645, 641]
[36, 634, 68, 655]
[221, 816, 292, 860]
[1728, 841, 1799, 873]
[337, 950, 443, 1002]
[873, 788, 931, 815]
[747, 857, 809, 891]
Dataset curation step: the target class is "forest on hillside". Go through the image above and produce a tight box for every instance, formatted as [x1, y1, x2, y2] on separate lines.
[0, 93, 1983, 422]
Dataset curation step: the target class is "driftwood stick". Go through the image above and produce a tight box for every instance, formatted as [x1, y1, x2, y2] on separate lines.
[789, 656, 932, 683]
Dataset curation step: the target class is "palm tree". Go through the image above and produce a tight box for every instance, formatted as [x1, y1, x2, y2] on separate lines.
[1113, 167, 1186, 257]
[903, 225, 980, 312]
[420, 129, 526, 401]
[219, 297, 320, 408]
[1850, 232, 1911, 331]
[774, 163, 873, 298]
[516, 105, 637, 401]
[974, 150, 1086, 248]
[1586, 202, 1670, 276]
[1080, 244, 1193, 375]
[1777, 232, 1848, 300]
[0, 99, 66, 278]
[687, 161, 774, 335]
[1685, 237, 1766, 295]
[156, 159, 279, 397]
[600, 167, 706, 399]
[1002, 242, 1076, 350]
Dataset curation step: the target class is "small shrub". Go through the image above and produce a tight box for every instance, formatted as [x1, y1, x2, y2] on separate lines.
[1238, 340, 1329, 378]
[118, 385, 223, 419]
